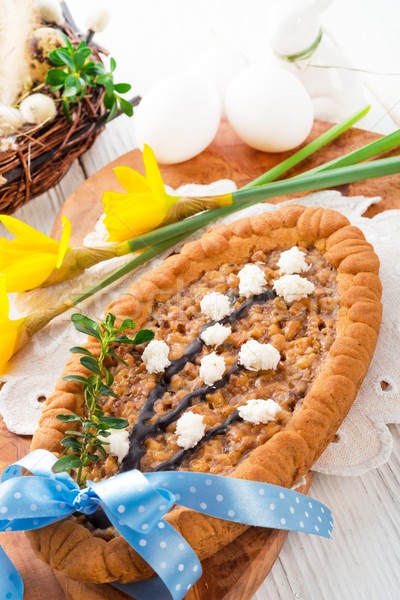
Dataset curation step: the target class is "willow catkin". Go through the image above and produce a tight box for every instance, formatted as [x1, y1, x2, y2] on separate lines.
[0, 0, 40, 105]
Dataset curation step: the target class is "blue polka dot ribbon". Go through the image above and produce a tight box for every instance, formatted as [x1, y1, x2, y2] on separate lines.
[0, 450, 333, 600]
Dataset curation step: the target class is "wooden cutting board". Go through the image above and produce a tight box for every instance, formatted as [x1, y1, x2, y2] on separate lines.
[1, 119, 399, 600]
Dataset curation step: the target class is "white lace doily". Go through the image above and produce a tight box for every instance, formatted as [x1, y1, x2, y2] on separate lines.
[1, 185, 399, 477]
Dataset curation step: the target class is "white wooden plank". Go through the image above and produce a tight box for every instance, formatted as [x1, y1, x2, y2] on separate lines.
[253, 425, 400, 600]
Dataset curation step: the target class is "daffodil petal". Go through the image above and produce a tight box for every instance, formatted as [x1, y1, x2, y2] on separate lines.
[56, 217, 71, 269]
[0, 215, 59, 252]
[0, 276, 10, 320]
[143, 144, 166, 199]
[2, 253, 58, 293]
[103, 202, 166, 242]
[112, 166, 151, 195]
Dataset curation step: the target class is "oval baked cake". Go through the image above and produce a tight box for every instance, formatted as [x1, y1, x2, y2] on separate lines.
[28, 205, 382, 584]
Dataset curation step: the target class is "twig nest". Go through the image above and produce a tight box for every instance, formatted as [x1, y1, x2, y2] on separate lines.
[20, 93, 57, 124]
[226, 64, 314, 152]
[0, 106, 23, 135]
[26, 26, 64, 83]
[34, 0, 64, 25]
[85, 2, 111, 33]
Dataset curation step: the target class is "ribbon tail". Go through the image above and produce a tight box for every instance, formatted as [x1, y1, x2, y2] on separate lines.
[0, 545, 24, 600]
[113, 575, 178, 600]
[103, 507, 201, 600]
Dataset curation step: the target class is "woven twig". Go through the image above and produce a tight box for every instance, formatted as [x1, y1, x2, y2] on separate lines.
[0, 22, 111, 214]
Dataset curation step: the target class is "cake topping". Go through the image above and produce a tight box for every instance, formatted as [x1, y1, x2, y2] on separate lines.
[200, 352, 226, 385]
[142, 339, 171, 373]
[200, 323, 232, 347]
[239, 340, 280, 371]
[175, 412, 206, 449]
[238, 399, 281, 424]
[277, 247, 310, 275]
[200, 292, 232, 321]
[273, 274, 315, 303]
[238, 263, 267, 297]
[104, 428, 130, 463]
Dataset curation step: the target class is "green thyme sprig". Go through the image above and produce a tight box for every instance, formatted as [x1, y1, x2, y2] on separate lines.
[45, 35, 133, 122]
[52, 312, 154, 486]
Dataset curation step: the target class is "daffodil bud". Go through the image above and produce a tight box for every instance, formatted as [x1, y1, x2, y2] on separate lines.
[85, 2, 111, 33]
[34, 0, 64, 25]
[19, 93, 57, 125]
[0, 106, 23, 135]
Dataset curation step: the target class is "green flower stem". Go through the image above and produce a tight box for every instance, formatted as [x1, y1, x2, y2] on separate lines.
[106, 153, 400, 259]
[231, 155, 400, 204]
[71, 233, 189, 306]
[240, 105, 371, 189]
[291, 128, 400, 179]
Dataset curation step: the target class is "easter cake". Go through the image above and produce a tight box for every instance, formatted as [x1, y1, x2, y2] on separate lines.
[28, 205, 382, 583]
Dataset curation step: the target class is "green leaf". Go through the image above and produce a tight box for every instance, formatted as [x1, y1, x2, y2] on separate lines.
[62, 374, 90, 386]
[98, 430, 111, 438]
[53, 50, 76, 71]
[60, 31, 74, 50]
[65, 73, 77, 87]
[95, 444, 107, 460]
[104, 369, 114, 386]
[132, 329, 155, 345]
[48, 84, 64, 93]
[106, 99, 118, 121]
[114, 329, 154, 345]
[105, 313, 116, 328]
[56, 414, 82, 423]
[61, 437, 82, 449]
[49, 48, 68, 66]
[80, 356, 102, 376]
[53, 455, 82, 473]
[45, 68, 67, 86]
[105, 78, 114, 97]
[106, 348, 128, 367]
[69, 346, 94, 357]
[118, 96, 134, 117]
[65, 430, 86, 437]
[71, 314, 101, 340]
[88, 454, 100, 462]
[64, 85, 77, 97]
[87, 63, 105, 76]
[110, 57, 116, 72]
[74, 50, 88, 71]
[99, 384, 118, 399]
[118, 318, 136, 331]
[114, 82, 131, 94]
[96, 73, 108, 85]
[99, 417, 129, 429]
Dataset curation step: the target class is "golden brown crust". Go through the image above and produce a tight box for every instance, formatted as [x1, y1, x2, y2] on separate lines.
[29, 205, 382, 583]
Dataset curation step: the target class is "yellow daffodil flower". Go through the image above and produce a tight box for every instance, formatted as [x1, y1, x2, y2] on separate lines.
[102, 144, 233, 243]
[102, 144, 179, 242]
[0, 215, 71, 293]
[0, 276, 25, 372]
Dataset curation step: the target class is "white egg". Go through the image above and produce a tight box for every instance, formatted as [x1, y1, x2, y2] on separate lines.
[225, 65, 314, 152]
[134, 73, 221, 164]
[189, 46, 248, 106]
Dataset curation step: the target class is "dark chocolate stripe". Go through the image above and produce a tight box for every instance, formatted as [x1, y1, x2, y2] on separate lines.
[154, 410, 241, 471]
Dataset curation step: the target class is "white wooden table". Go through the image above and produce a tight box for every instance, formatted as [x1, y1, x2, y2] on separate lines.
[4, 1, 400, 598]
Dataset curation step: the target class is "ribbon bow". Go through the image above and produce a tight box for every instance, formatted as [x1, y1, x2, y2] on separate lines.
[0, 450, 333, 600]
